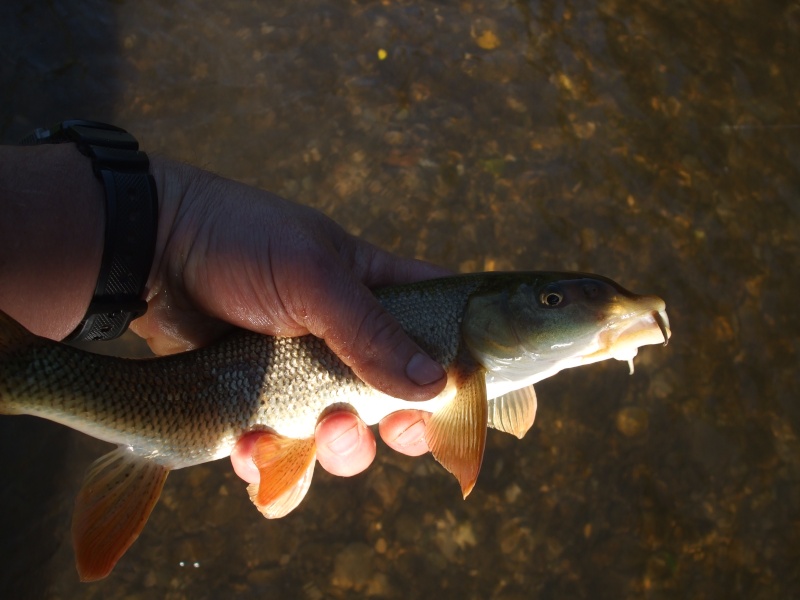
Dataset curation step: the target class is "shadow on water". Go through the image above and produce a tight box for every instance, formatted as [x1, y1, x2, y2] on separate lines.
[2, 0, 800, 598]
[0, 1, 122, 138]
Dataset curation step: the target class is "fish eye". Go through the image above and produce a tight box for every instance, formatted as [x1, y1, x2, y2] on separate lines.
[540, 288, 564, 307]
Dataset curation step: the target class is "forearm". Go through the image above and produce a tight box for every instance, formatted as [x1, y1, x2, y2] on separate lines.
[0, 144, 104, 339]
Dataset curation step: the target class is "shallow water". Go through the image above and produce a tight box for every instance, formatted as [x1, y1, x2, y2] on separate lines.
[1, 0, 799, 598]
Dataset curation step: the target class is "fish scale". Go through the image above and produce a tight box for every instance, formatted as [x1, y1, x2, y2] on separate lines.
[0, 271, 670, 581]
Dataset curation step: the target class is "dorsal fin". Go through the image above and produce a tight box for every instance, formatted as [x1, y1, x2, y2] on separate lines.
[72, 448, 169, 581]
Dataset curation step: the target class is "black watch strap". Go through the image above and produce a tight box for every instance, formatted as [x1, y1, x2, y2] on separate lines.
[20, 120, 158, 342]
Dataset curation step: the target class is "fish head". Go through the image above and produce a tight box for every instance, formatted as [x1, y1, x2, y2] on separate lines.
[462, 272, 671, 392]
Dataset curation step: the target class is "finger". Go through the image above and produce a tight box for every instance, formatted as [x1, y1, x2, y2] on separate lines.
[379, 410, 431, 457]
[315, 411, 376, 477]
[351, 242, 453, 288]
[325, 291, 446, 400]
[130, 293, 233, 355]
[339, 240, 452, 394]
[282, 253, 445, 402]
[230, 431, 264, 484]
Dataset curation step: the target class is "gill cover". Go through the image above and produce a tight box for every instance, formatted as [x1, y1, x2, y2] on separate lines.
[461, 274, 637, 390]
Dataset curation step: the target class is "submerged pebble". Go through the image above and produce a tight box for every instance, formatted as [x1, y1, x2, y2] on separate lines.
[616, 407, 650, 437]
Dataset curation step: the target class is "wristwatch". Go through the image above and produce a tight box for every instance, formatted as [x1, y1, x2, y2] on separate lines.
[20, 120, 158, 342]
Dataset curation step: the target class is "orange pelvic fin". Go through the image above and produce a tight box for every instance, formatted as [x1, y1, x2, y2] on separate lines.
[425, 363, 488, 498]
[71, 448, 169, 581]
[246, 433, 317, 519]
[487, 385, 538, 439]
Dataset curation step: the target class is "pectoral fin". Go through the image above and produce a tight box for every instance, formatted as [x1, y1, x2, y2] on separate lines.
[487, 385, 538, 439]
[246, 433, 317, 519]
[425, 365, 488, 498]
[72, 448, 169, 581]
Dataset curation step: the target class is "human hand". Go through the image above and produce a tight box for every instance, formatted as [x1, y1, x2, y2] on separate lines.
[232, 409, 432, 483]
[131, 158, 445, 479]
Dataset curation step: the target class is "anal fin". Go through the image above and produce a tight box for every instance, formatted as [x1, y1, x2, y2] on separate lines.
[487, 385, 538, 439]
[72, 447, 169, 581]
[425, 363, 488, 498]
[246, 433, 317, 519]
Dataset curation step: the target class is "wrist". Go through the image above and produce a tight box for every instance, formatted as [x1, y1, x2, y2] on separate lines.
[143, 154, 198, 302]
[127, 155, 240, 353]
[0, 144, 104, 338]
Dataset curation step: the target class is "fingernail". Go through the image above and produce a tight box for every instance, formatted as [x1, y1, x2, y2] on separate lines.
[326, 422, 361, 456]
[393, 419, 426, 448]
[406, 352, 445, 386]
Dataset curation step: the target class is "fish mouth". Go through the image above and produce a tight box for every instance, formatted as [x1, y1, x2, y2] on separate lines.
[581, 296, 671, 371]
[612, 307, 671, 349]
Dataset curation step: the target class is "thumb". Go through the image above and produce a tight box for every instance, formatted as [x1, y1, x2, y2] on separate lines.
[295, 266, 446, 401]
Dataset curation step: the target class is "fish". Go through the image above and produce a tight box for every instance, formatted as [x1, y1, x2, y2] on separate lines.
[0, 271, 670, 581]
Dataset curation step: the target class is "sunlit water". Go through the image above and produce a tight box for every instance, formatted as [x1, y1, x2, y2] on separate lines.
[1, 0, 798, 598]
